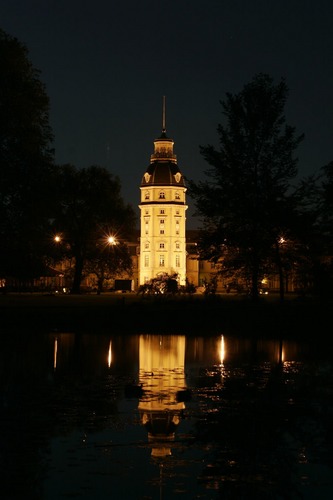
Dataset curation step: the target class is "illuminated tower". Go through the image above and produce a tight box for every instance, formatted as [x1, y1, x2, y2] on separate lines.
[139, 97, 188, 285]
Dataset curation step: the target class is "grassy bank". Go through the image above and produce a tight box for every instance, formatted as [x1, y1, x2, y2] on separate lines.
[0, 292, 330, 339]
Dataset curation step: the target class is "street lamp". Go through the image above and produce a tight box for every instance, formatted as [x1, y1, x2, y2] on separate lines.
[106, 235, 118, 246]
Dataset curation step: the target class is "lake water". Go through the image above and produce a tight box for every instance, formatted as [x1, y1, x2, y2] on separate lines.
[1, 331, 332, 499]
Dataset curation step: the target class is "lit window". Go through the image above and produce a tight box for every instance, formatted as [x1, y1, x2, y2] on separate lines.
[159, 255, 165, 267]
[144, 255, 149, 267]
[175, 255, 180, 267]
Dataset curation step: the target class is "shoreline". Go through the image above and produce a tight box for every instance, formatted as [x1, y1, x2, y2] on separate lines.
[0, 292, 330, 339]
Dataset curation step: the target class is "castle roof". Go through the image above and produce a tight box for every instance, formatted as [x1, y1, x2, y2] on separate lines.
[140, 129, 185, 188]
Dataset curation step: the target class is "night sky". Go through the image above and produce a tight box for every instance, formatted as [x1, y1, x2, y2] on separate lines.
[1, 0, 333, 228]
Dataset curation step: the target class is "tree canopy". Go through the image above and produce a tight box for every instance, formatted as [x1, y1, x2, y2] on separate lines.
[0, 29, 137, 290]
[188, 73, 305, 300]
[0, 28, 55, 279]
[50, 164, 137, 293]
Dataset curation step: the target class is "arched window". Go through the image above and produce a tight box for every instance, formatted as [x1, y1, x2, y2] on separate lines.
[159, 191, 165, 199]
[145, 191, 150, 200]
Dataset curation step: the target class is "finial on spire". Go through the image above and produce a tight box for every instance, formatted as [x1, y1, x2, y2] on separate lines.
[162, 95, 166, 134]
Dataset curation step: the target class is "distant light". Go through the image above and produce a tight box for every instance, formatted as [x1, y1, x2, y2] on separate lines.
[54, 235, 61, 243]
[107, 236, 117, 245]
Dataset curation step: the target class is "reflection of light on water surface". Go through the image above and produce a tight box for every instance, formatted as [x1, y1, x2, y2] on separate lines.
[138, 335, 186, 458]
[53, 337, 57, 371]
[14, 331, 326, 500]
[219, 335, 225, 382]
[108, 340, 112, 368]
[220, 335, 225, 365]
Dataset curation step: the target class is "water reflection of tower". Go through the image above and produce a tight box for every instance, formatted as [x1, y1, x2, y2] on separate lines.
[137, 335, 187, 458]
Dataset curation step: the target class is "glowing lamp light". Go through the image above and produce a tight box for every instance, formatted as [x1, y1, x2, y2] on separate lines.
[107, 235, 117, 245]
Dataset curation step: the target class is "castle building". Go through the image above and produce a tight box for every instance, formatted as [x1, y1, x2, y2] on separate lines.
[41, 101, 286, 294]
[139, 98, 188, 286]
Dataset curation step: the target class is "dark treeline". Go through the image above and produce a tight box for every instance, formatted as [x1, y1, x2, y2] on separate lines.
[188, 73, 333, 301]
[0, 29, 137, 294]
[1, 29, 332, 298]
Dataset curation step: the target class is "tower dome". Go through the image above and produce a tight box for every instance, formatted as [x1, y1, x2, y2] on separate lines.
[140, 130, 185, 189]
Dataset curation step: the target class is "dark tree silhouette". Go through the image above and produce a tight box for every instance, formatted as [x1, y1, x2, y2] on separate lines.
[310, 161, 333, 297]
[51, 164, 137, 294]
[188, 73, 304, 301]
[85, 241, 133, 294]
[319, 161, 333, 253]
[0, 28, 55, 282]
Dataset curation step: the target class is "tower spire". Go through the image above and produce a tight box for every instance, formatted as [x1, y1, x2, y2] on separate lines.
[162, 95, 166, 134]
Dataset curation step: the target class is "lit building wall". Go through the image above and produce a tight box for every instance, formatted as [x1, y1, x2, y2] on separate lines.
[139, 103, 187, 286]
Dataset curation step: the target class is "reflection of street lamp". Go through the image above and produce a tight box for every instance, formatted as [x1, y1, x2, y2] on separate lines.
[108, 340, 112, 368]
